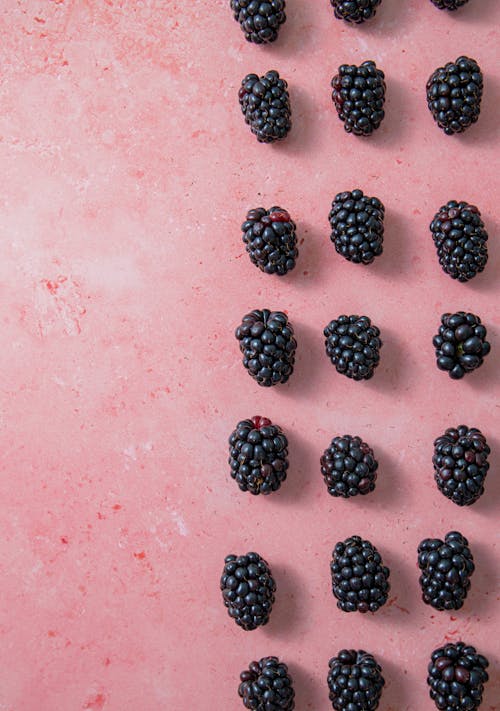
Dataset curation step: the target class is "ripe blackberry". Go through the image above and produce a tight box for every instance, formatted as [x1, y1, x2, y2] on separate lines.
[241, 206, 298, 276]
[324, 315, 382, 381]
[427, 56, 483, 135]
[433, 312, 490, 379]
[433, 425, 490, 506]
[231, 0, 287, 44]
[330, 0, 382, 24]
[430, 200, 488, 282]
[428, 642, 489, 711]
[329, 190, 384, 264]
[239, 656, 295, 710]
[239, 70, 292, 143]
[327, 649, 385, 710]
[430, 0, 470, 9]
[331, 536, 390, 613]
[321, 435, 378, 498]
[235, 309, 297, 387]
[418, 531, 475, 611]
[331, 61, 386, 136]
[221, 552, 276, 631]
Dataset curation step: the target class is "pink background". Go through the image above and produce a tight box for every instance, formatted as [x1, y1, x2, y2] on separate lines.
[0, 0, 498, 709]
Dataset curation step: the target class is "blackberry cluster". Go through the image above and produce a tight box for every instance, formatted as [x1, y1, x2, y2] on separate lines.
[331, 536, 390, 613]
[418, 531, 475, 611]
[427, 56, 483, 135]
[330, 0, 382, 24]
[235, 309, 297, 387]
[433, 425, 490, 506]
[239, 71, 292, 143]
[427, 642, 489, 711]
[328, 649, 385, 711]
[321, 435, 378, 498]
[231, 0, 286, 44]
[329, 190, 385, 264]
[433, 312, 490, 380]
[324, 315, 382, 381]
[220, 552, 276, 631]
[430, 0, 470, 9]
[239, 656, 295, 710]
[241, 206, 298, 276]
[331, 61, 386, 136]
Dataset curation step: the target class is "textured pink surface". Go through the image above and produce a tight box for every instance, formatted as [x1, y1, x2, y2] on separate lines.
[0, 1, 499, 709]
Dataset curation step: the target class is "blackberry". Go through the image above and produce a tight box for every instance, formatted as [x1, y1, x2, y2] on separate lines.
[235, 309, 297, 387]
[418, 531, 475, 611]
[239, 656, 295, 710]
[239, 70, 292, 143]
[229, 416, 289, 495]
[241, 206, 298, 276]
[220, 552, 276, 631]
[430, 201, 488, 282]
[430, 0, 470, 9]
[331, 536, 390, 613]
[331, 61, 386, 136]
[327, 649, 385, 710]
[427, 56, 483, 135]
[321, 435, 378, 498]
[433, 425, 490, 506]
[324, 315, 382, 381]
[428, 642, 489, 711]
[230, 0, 286, 44]
[433, 312, 490, 379]
[330, 0, 382, 24]
[329, 190, 384, 264]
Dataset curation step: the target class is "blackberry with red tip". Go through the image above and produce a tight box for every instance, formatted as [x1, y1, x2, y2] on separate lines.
[242, 207, 298, 276]
[430, 0, 470, 9]
[427, 56, 483, 135]
[433, 312, 490, 379]
[431, 201, 488, 282]
[329, 190, 384, 264]
[331, 536, 390, 613]
[321, 435, 378, 498]
[239, 71, 292, 143]
[331, 61, 386, 136]
[428, 642, 489, 711]
[239, 656, 295, 710]
[231, 0, 287, 44]
[330, 0, 382, 23]
[433, 425, 490, 506]
[418, 531, 475, 611]
[221, 552, 276, 631]
[328, 649, 385, 710]
[324, 315, 382, 381]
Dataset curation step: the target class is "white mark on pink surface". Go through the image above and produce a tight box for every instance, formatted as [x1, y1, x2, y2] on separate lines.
[168, 509, 188, 537]
[34, 276, 86, 337]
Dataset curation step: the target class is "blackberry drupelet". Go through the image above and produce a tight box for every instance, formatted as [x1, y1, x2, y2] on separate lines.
[433, 312, 490, 379]
[330, 0, 382, 24]
[430, 0, 470, 9]
[430, 200, 488, 282]
[239, 656, 295, 710]
[231, 0, 287, 44]
[321, 435, 378, 498]
[221, 552, 276, 631]
[427, 56, 483, 135]
[235, 309, 297, 387]
[418, 531, 475, 611]
[241, 206, 298, 276]
[324, 315, 382, 381]
[239, 70, 292, 143]
[329, 189, 385, 264]
[331, 61, 386, 136]
[331, 536, 390, 613]
[433, 425, 490, 506]
[428, 642, 489, 711]
[327, 649, 385, 710]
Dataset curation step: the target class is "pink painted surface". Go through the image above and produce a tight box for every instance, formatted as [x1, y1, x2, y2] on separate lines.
[0, 1, 498, 709]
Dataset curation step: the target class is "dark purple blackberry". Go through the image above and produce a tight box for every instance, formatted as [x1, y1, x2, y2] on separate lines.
[433, 312, 490, 379]
[235, 309, 296, 387]
[331, 61, 386, 136]
[433, 425, 490, 506]
[430, 0, 470, 9]
[331, 536, 390, 613]
[241, 207, 298, 276]
[427, 56, 483, 135]
[327, 649, 385, 710]
[330, 0, 382, 23]
[230, 0, 287, 44]
[239, 70, 292, 143]
[418, 531, 475, 611]
[321, 435, 378, 498]
[229, 416, 289, 495]
[428, 642, 489, 711]
[239, 656, 295, 710]
[329, 190, 384, 264]
[324, 315, 382, 381]
[221, 552, 276, 631]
